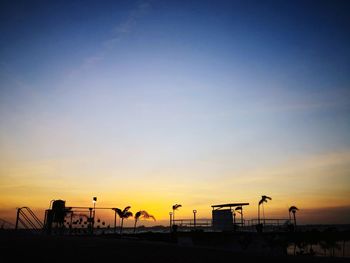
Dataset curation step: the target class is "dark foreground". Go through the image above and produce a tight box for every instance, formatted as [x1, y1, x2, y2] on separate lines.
[0, 231, 348, 263]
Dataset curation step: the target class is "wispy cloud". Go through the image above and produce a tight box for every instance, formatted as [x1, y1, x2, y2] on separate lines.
[78, 1, 151, 71]
[112, 2, 150, 35]
[82, 55, 104, 68]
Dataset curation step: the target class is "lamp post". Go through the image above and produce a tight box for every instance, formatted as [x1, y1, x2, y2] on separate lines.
[92, 197, 97, 234]
[89, 208, 93, 234]
[193, 210, 197, 229]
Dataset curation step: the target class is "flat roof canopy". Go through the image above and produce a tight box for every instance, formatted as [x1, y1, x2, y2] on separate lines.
[211, 203, 249, 210]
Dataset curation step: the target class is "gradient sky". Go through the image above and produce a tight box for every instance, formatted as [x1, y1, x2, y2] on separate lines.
[1, 0, 350, 226]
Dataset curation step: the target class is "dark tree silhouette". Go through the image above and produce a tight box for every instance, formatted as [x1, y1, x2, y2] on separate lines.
[172, 204, 182, 225]
[289, 206, 299, 227]
[133, 210, 156, 233]
[258, 195, 272, 225]
[112, 206, 133, 234]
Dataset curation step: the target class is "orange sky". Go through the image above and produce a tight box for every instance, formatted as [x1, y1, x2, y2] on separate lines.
[1, 151, 349, 226]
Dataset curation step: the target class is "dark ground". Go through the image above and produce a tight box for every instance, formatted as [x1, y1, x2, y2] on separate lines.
[0, 231, 348, 263]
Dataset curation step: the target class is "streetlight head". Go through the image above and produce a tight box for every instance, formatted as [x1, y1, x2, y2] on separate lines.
[93, 197, 97, 203]
[169, 212, 173, 215]
[193, 210, 197, 213]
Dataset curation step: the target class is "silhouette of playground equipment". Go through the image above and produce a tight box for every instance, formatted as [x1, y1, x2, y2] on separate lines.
[15, 207, 43, 232]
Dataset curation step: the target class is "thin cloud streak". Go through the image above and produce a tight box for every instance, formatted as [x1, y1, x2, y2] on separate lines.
[79, 1, 151, 71]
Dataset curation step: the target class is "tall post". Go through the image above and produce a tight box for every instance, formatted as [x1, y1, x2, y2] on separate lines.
[262, 203, 265, 225]
[114, 209, 117, 233]
[172, 209, 175, 225]
[193, 210, 197, 229]
[92, 197, 97, 233]
[169, 212, 173, 232]
[241, 208, 244, 226]
[89, 208, 93, 234]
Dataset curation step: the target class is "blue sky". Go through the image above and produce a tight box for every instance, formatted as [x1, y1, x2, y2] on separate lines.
[0, 0, 350, 223]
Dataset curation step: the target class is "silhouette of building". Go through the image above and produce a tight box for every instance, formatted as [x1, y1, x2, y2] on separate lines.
[211, 203, 249, 231]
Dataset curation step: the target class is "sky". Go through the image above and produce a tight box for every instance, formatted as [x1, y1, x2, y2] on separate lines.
[0, 0, 350, 226]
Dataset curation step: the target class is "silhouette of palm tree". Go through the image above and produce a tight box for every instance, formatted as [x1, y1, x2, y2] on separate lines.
[289, 206, 299, 227]
[133, 210, 156, 233]
[172, 204, 182, 225]
[258, 195, 271, 225]
[112, 206, 133, 234]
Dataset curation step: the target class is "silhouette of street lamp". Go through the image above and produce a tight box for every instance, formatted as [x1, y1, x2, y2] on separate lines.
[93, 197, 97, 213]
[193, 210, 197, 229]
[88, 208, 93, 234]
[92, 197, 97, 233]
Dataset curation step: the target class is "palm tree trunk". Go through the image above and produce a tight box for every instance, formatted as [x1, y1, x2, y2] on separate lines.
[134, 219, 137, 233]
[293, 212, 297, 227]
[173, 209, 175, 225]
[258, 204, 260, 225]
[120, 218, 124, 235]
[262, 203, 265, 225]
[114, 211, 117, 233]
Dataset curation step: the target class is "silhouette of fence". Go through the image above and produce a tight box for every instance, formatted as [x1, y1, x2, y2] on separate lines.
[245, 218, 290, 226]
[173, 218, 212, 228]
[0, 218, 15, 229]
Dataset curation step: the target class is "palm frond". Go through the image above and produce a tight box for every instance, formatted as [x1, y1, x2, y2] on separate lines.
[113, 208, 123, 218]
[135, 211, 142, 220]
[172, 204, 182, 210]
[140, 210, 156, 221]
[289, 206, 299, 213]
[124, 211, 133, 218]
[259, 199, 267, 205]
[123, 206, 131, 213]
[262, 195, 272, 200]
[259, 195, 272, 205]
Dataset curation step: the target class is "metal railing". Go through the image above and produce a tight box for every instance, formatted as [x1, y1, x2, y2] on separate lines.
[173, 218, 212, 228]
[15, 207, 43, 231]
[0, 218, 15, 229]
[245, 218, 290, 226]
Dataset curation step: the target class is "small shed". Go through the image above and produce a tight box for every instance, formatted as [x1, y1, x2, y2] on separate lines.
[211, 203, 249, 231]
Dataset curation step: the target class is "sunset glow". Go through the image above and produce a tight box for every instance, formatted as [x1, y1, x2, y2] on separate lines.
[1, 0, 350, 226]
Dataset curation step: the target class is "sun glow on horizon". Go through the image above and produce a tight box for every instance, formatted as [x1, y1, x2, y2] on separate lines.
[1, 1, 350, 226]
